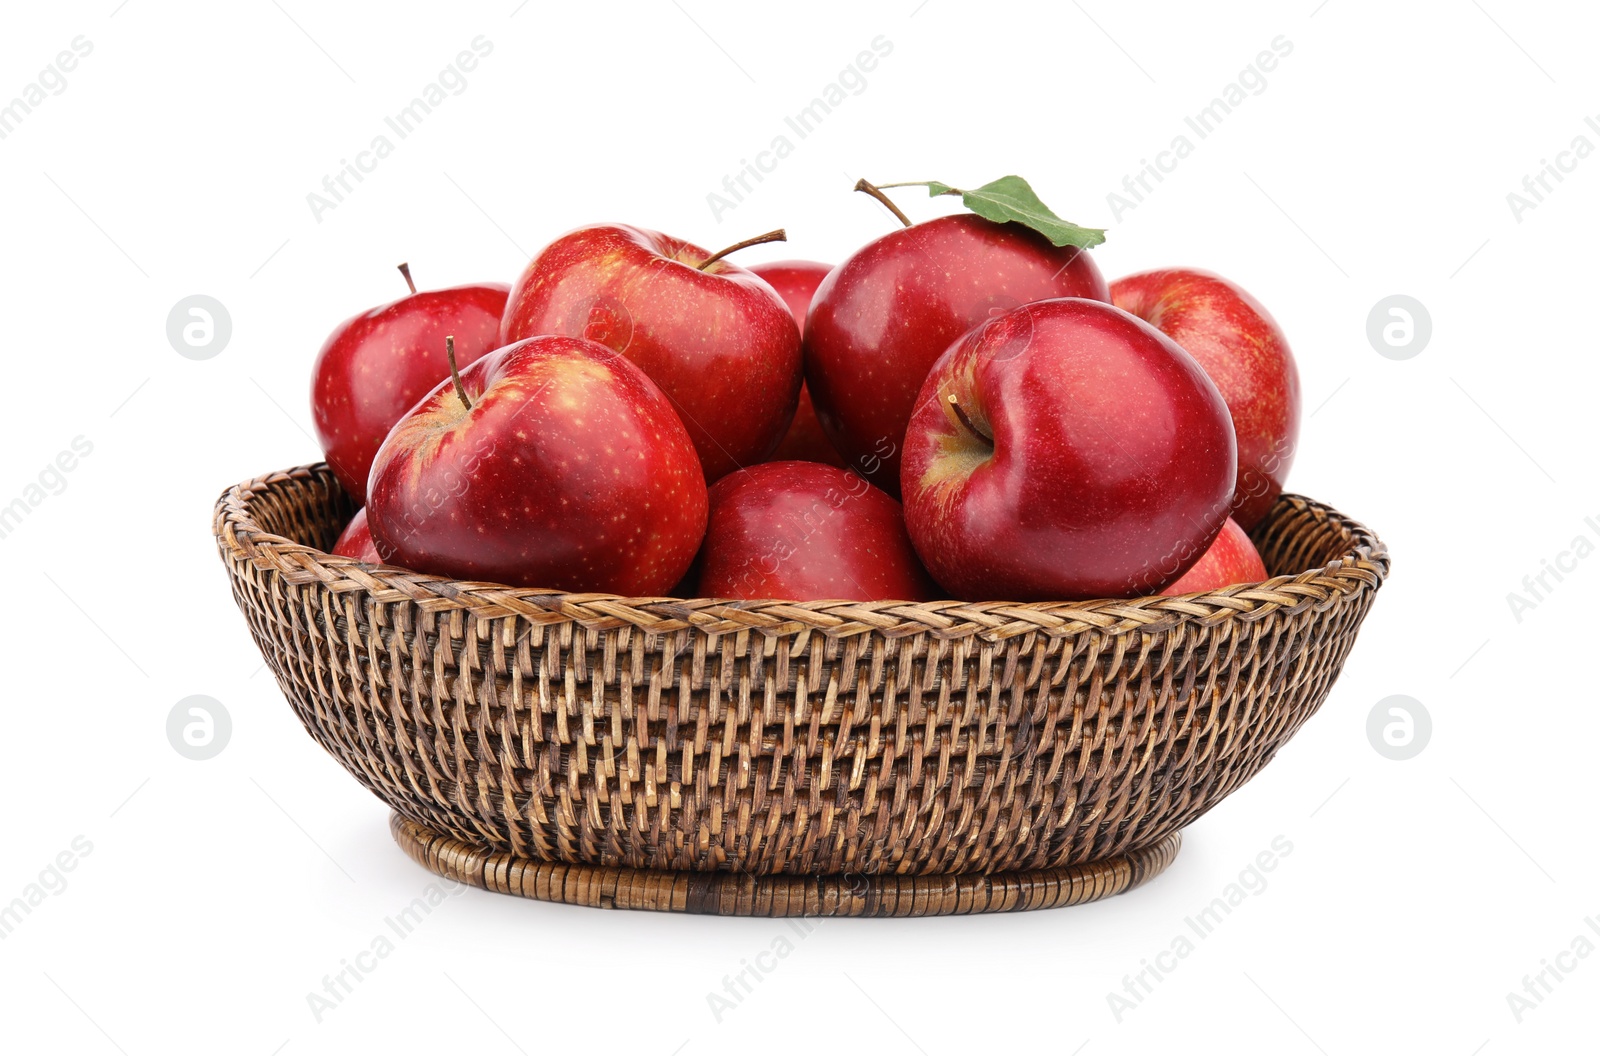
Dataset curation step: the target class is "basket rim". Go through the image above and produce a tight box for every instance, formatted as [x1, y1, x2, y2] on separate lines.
[214, 462, 1389, 640]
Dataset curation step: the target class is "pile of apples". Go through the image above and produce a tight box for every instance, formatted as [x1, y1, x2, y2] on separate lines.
[310, 177, 1299, 603]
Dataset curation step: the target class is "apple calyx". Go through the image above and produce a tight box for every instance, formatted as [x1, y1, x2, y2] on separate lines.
[946, 393, 993, 446]
[696, 228, 788, 270]
[397, 262, 417, 295]
[445, 335, 471, 410]
[871, 176, 1107, 248]
[853, 178, 914, 228]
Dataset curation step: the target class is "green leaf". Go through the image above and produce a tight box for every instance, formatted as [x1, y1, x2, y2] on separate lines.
[924, 175, 1106, 249]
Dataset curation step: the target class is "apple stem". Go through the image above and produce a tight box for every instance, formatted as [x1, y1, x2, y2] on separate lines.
[853, 178, 913, 228]
[446, 335, 471, 411]
[697, 228, 787, 270]
[947, 393, 992, 445]
[397, 262, 417, 295]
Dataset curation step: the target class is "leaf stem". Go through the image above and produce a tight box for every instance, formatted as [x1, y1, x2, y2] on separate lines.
[446, 335, 471, 411]
[853, 179, 914, 228]
[697, 228, 787, 270]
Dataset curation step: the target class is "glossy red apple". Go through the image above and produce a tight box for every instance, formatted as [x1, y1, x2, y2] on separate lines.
[805, 214, 1108, 493]
[311, 264, 508, 504]
[1111, 269, 1299, 529]
[1160, 517, 1267, 595]
[331, 507, 381, 563]
[367, 335, 707, 594]
[697, 461, 936, 602]
[501, 225, 803, 482]
[749, 260, 844, 468]
[901, 298, 1236, 601]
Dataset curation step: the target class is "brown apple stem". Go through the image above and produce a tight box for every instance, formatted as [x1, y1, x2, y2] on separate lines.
[397, 262, 417, 294]
[446, 335, 471, 411]
[853, 178, 913, 228]
[947, 393, 992, 445]
[697, 228, 787, 270]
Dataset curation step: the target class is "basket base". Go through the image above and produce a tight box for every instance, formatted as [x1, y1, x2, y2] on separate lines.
[389, 813, 1182, 917]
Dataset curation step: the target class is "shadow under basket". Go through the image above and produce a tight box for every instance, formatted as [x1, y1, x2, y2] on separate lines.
[215, 464, 1388, 917]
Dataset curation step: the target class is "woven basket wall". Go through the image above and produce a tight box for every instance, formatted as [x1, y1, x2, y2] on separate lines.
[215, 463, 1387, 883]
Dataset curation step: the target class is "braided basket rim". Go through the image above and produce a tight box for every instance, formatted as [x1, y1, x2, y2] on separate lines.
[213, 462, 1389, 641]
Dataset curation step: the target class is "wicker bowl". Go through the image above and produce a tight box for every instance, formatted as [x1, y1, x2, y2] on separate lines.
[215, 463, 1388, 916]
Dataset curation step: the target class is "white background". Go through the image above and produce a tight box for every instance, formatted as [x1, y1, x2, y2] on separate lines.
[1, 0, 1594, 1052]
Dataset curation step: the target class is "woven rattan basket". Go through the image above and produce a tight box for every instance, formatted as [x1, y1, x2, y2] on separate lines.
[216, 463, 1388, 917]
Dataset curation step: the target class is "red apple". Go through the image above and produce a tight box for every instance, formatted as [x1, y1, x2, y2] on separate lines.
[366, 335, 707, 594]
[311, 264, 508, 505]
[698, 461, 936, 602]
[331, 507, 381, 563]
[901, 298, 1236, 601]
[749, 260, 845, 468]
[805, 214, 1108, 494]
[1160, 517, 1267, 595]
[500, 225, 803, 482]
[1111, 269, 1299, 529]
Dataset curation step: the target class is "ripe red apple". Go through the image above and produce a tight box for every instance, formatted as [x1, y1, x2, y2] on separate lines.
[1160, 517, 1267, 595]
[750, 258, 830, 331]
[901, 298, 1236, 601]
[1111, 269, 1299, 529]
[366, 335, 707, 594]
[331, 507, 381, 563]
[749, 260, 845, 468]
[501, 225, 803, 482]
[697, 461, 936, 602]
[805, 214, 1108, 493]
[311, 264, 508, 504]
